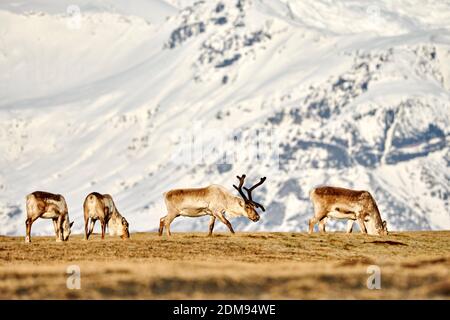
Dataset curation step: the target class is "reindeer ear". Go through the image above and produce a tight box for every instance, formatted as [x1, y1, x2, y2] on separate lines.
[69, 221, 74, 228]
[122, 217, 127, 225]
[382, 220, 387, 228]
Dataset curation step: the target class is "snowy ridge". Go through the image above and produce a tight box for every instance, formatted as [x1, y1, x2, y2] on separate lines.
[0, 0, 449, 235]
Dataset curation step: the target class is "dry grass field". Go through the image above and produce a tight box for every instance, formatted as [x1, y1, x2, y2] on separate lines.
[0, 231, 449, 299]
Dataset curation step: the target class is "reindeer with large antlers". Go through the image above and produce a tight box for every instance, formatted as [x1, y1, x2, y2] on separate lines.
[159, 175, 266, 237]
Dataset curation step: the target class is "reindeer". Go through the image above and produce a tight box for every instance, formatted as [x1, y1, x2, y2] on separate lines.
[83, 192, 130, 240]
[159, 175, 266, 237]
[25, 191, 74, 243]
[309, 186, 388, 236]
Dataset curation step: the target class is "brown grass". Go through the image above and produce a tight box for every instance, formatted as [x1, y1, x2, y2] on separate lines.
[0, 231, 449, 299]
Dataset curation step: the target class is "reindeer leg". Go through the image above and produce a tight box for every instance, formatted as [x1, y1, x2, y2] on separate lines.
[346, 220, 354, 233]
[216, 213, 235, 234]
[52, 218, 59, 240]
[103, 207, 110, 237]
[84, 217, 90, 240]
[208, 216, 216, 237]
[165, 214, 177, 237]
[308, 216, 320, 234]
[159, 215, 166, 236]
[88, 219, 96, 239]
[56, 215, 63, 242]
[25, 218, 34, 243]
[319, 217, 327, 233]
[101, 219, 106, 239]
[357, 217, 367, 234]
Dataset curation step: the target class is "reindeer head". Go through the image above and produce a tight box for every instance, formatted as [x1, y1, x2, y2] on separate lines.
[366, 217, 389, 236]
[379, 220, 388, 236]
[108, 214, 130, 239]
[62, 219, 74, 241]
[120, 217, 130, 240]
[233, 175, 266, 222]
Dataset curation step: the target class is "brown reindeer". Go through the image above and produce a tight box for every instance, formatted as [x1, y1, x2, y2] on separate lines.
[25, 191, 74, 243]
[309, 186, 388, 236]
[83, 192, 130, 240]
[159, 175, 266, 237]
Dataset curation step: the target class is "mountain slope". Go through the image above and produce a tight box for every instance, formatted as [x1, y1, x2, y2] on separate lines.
[0, 0, 449, 235]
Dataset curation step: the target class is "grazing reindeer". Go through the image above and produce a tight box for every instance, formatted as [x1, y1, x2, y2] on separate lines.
[25, 191, 74, 243]
[309, 186, 388, 236]
[159, 175, 266, 237]
[83, 192, 130, 240]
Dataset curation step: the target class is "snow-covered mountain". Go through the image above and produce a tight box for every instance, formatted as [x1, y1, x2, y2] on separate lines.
[0, 0, 449, 236]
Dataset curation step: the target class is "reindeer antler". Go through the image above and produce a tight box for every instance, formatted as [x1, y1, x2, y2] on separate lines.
[244, 177, 266, 212]
[233, 175, 248, 202]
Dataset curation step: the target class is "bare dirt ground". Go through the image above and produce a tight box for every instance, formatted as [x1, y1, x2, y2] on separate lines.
[0, 231, 449, 299]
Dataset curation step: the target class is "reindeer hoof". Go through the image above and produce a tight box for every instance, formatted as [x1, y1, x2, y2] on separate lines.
[24, 237, 31, 243]
[56, 239, 63, 242]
